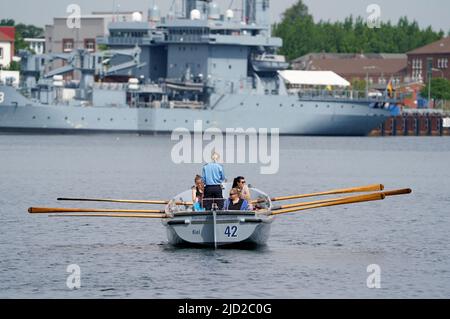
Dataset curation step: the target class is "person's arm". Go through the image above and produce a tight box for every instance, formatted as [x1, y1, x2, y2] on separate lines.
[192, 187, 197, 203]
[220, 165, 225, 183]
[242, 184, 251, 201]
[202, 166, 207, 185]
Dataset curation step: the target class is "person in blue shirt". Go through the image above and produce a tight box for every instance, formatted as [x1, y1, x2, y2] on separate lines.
[202, 152, 226, 210]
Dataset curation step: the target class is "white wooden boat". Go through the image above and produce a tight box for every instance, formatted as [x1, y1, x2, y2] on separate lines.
[162, 185, 274, 248]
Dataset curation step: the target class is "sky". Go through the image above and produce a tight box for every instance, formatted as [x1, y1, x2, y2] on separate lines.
[1, 0, 449, 32]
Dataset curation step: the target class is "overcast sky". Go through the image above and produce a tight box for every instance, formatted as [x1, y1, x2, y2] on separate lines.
[1, 0, 449, 32]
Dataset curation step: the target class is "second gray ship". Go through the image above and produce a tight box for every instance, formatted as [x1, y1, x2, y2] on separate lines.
[0, 0, 396, 135]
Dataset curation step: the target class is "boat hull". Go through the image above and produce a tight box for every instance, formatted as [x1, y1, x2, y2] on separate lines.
[0, 85, 391, 136]
[162, 212, 274, 248]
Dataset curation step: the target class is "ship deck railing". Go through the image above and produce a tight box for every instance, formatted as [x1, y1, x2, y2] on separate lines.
[294, 89, 401, 103]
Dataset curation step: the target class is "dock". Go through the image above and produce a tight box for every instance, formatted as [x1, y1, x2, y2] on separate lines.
[370, 110, 450, 136]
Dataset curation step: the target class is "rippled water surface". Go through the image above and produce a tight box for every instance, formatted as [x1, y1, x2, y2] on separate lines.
[0, 135, 449, 298]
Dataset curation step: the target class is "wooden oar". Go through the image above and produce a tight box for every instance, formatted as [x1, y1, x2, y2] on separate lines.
[49, 214, 167, 219]
[28, 207, 165, 214]
[57, 197, 192, 206]
[271, 188, 412, 211]
[271, 192, 386, 216]
[264, 184, 384, 203]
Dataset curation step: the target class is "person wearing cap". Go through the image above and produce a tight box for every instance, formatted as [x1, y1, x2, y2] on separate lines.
[202, 152, 226, 210]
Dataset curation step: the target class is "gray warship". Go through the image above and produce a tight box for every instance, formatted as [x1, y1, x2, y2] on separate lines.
[0, 0, 395, 135]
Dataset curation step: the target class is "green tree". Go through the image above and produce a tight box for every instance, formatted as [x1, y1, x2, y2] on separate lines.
[15, 23, 44, 38]
[6, 61, 21, 71]
[421, 78, 450, 106]
[351, 78, 367, 92]
[0, 19, 15, 26]
[273, 0, 445, 61]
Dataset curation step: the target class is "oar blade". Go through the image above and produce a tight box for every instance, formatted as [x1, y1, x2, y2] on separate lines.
[49, 213, 167, 219]
[269, 183, 385, 202]
[28, 207, 164, 214]
[271, 192, 386, 216]
[57, 197, 192, 206]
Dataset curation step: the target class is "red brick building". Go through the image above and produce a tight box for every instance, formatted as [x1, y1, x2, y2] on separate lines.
[407, 36, 450, 83]
[291, 53, 408, 86]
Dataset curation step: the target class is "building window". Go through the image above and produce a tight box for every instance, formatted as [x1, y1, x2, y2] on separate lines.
[63, 39, 74, 52]
[84, 39, 95, 52]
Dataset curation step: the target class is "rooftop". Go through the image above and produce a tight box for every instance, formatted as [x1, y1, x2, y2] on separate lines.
[407, 36, 450, 55]
[0, 26, 15, 42]
[293, 53, 407, 75]
[292, 53, 407, 63]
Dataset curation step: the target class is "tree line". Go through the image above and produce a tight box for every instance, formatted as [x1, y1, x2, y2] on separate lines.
[273, 0, 447, 61]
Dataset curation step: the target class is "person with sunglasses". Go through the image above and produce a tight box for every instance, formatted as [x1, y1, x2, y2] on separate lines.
[224, 188, 250, 211]
[232, 176, 251, 201]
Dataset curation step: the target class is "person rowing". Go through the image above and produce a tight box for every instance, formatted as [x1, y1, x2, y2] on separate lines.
[224, 188, 250, 211]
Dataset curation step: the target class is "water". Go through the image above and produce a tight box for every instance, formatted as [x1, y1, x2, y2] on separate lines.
[0, 134, 449, 298]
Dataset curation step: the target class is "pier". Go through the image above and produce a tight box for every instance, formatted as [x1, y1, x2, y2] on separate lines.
[370, 110, 450, 136]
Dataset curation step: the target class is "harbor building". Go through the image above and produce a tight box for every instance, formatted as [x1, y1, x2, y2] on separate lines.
[407, 36, 450, 83]
[45, 12, 138, 55]
[44, 11, 139, 80]
[24, 38, 46, 55]
[291, 53, 408, 86]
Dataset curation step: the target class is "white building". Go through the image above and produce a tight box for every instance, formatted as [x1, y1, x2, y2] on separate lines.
[24, 38, 46, 54]
[0, 26, 15, 68]
[0, 70, 20, 87]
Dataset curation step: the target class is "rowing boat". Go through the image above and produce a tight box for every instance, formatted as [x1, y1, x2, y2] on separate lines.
[27, 184, 412, 249]
[162, 185, 274, 248]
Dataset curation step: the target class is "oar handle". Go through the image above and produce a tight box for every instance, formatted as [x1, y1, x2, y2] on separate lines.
[383, 189, 412, 196]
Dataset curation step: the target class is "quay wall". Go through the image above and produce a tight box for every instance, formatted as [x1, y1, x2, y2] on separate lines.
[370, 112, 450, 136]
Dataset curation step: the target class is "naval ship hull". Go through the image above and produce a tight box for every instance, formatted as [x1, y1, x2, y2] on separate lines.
[0, 86, 389, 136]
